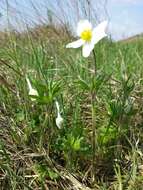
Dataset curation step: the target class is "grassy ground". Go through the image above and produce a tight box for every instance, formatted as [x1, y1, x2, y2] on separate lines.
[0, 28, 143, 190]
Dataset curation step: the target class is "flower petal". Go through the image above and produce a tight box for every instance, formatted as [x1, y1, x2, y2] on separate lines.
[77, 20, 92, 36]
[56, 114, 63, 129]
[92, 20, 108, 45]
[82, 42, 94, 58]
[29, 89, 38, 96]
[66, 39, 85, 48]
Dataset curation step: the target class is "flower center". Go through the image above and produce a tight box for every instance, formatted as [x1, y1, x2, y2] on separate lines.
[81, 29, 92, 41]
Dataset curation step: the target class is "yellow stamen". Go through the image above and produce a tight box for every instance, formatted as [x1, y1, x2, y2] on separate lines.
[81, 29, 92, 41]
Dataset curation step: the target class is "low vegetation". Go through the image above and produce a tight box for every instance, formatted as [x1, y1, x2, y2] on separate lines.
[0, 26, 143, 189]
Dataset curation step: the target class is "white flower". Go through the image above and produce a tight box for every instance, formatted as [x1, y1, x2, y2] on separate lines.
[55, 101, 63, 129]
[66, 20, 108, 57]
[26, 77, 38, 101]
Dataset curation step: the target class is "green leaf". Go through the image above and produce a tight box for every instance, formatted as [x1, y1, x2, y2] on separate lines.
[72, 137, 83, 151]
[16, 111, 25, 122]
[75, 77, 90, 91]
[48, 169, 59, 180]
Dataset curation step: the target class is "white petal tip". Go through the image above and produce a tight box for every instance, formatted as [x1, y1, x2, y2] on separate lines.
[83, 54, 89, 58]
[82, 43, 94, 58]
[66, 39, 84, 49]
[56, 117, 63, 129]
[101, 20, 108, 27]
[82, 52, 91, 58]
[102, 21, 108, 31]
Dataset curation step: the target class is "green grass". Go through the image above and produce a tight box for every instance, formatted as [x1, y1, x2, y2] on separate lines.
[0, 30, 143, 190]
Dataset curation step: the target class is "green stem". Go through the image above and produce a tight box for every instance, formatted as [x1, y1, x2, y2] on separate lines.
[91, 49, 97, 181]
[91, 97, 96, 178]
[93, 49, 96, 75]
